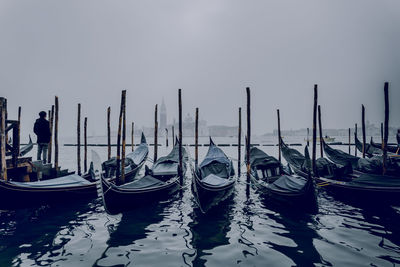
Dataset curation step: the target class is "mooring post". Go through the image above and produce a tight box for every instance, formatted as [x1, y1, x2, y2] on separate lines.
[154, 104, 158, 162]
[0, 98, 7, 181]
[354, 123, 358, 156]
[84, 117, 87, 173]
[116, 90, 126, 185]
[277, 109, 281, 163]
[238, 107, 242, 176]
[246, 87, 251, 183]
[107, 107, 111, 160]
[312, 85, 318, 176]
[77, 103, 81, 175]
[54, 96, 59, 173]
[383, 82, 389, 175]
[380, 122, 384, 150]
[348, 128, 351, 154]
[17, 106, 21, 158]
[48, 105, 54, 164]
[121, 99, 126, 184]
[195, 108, 199, 167]
[131, 122, 134, 152]
[178, 89, 183, 186]
[172, 125, 175, 146]
[362, 104, 366, 158]
[318, 105, 323, 158]
[165, 128, 168, 147]
[307, 128, 310, 147]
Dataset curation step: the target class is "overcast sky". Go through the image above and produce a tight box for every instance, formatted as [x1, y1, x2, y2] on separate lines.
[1, 0, 399, 139]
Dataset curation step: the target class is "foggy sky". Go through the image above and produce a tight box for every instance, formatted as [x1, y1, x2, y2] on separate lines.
[1, 0, 399, 140]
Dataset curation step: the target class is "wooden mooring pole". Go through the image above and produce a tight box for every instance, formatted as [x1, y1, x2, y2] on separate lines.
[362, 105, 366, 158]
[0, 98, 7, 181]
[48, 105, 54, 163]
[277, 109, 281, 163]
[165, 128, 168, 147]
[131, 122, 134, 152]
[238, 107, 242, 176]
[195, 108, 199, 167]
[380, 122, 384, 149]
[121, 99, 126, 184]
[116, 90, 126, 185]
[107, 107, 111, 160]
[383, 82, 389, 175]
[77, 103, 81, 175]
[172, 125, 175, 146]
[318, 105, 323, 158]
[84, 117, 88, 173]
[354, 123, 358, 156]
[17, 106, 21, 158]
[307, 128, 310, 147]
[154, 104, 158, 162]
[246, 87, 251, 182]
[312, 85, 318, 176]
[54, 96, 59, 173]
[178, 89, 183, 186]
[348, 128, 351, 154]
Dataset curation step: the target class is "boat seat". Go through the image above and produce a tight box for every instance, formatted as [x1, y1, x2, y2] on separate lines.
[10, 174, 91, 188]
[202, 174, 230, 186]
[120, 175, 165, 189]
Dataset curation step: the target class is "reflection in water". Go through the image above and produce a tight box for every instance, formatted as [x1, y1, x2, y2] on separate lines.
[188, 195, 234, 266]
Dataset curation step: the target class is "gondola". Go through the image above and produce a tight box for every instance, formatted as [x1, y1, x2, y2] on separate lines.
[249, 146, 317, 212]
[0, 169, 98, 209]
[370, 137, 399, 154]
[354, 134, 381, 157]
[98, 140, 187, 215]
[191, 138, 236, 213]
[102, 132, 149, 183]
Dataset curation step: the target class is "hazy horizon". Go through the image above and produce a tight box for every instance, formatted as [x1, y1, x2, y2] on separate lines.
[1, 0, 399, 140]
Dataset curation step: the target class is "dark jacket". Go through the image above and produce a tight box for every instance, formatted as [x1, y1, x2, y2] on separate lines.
[34, 118, 51, 143]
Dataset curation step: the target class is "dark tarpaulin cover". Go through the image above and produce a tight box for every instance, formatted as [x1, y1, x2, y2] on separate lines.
[199, 139, 234, 179]
[348, 173, 400, 187]
[126, 133, 148, 166]
[152, 140, 187, 175]
[323, 141, 360, 169]
[355, 135, 381, 157]
[281, 141, 306, 170]
[268, 175, 308, 193]
[249, 147, 280, 169]
[370, 137, 398, 154]
[357, 156, 383, 174]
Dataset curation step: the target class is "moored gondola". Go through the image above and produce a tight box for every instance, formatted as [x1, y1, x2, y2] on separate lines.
[102, 133, 149, 183]
[98, 140, 187, 215]
[191, 138, 236, 213]
[249, 146, 317, 212]
[355, 134, 381, 157]
[370, 137, 398, 154]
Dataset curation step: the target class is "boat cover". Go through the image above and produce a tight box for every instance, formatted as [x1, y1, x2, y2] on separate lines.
[152, 141, 187, 176]
[119, 175, 165, 189]
[10, 174, 91, 188]
[202, 174, 232, 186]
[323, 141, 360, 169]
[357, 156, 383, 174]
[268, 175, 307, 193]
[355, 135, 381, 157]
[249, 147, 280, 169]
[347, 173, 400, 187]
[370, 137, 398, 154]
[199, 140, 234, 179]
[126, 133, 148, 166]
[281, 141, 307, 171]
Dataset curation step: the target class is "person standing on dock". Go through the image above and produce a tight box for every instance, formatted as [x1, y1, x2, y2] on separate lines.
[33, 111, 51, 162]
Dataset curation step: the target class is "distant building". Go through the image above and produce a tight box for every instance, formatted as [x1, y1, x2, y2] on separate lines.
[208, 125, 237, 137]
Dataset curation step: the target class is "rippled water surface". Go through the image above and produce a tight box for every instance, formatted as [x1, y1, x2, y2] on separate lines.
[1, 136, 399, 266]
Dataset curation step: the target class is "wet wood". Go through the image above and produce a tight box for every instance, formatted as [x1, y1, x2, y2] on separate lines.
[246, 87, 251, 182]
[131, 122, 134, 152]
[107, 107, 111, 160]
[0, 98, 7, 181]
[165, 128, 168, 147]
[362, 104, 366, 158]
[354, 123, 358, 156]
[195, 107, 199, 166]
[154, 104, 158, 162]
[307, 128, 309, 146]
[277, 109, 281, 163]
[77, 103, 81, 175]
[383, 82, 389, 175]
[84, 117, 88, 173]
[17, 106, 21, 159]
[381, 122, 384, 149]
[178, 89, 183, 185]
[312, 85, 318, 175]
[238, 107, 241, 176]
[54, 96, 59, 173]
[116, 90, 126, 185]
[121, 100, 126, 184]
[318, 105, 323, 158]
[48, 105, 54, 163]
[348, 128, 351, 154]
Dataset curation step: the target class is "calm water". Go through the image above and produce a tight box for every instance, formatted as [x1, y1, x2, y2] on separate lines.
[1, 136, 399, 266]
